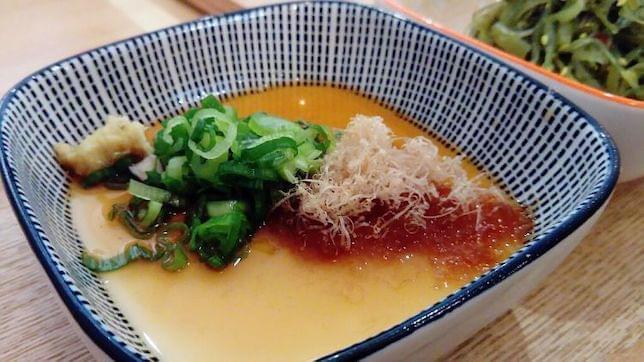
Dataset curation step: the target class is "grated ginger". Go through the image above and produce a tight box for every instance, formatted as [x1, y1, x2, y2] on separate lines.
[54, 115, 152, 176]
[282, 115, 500, 248]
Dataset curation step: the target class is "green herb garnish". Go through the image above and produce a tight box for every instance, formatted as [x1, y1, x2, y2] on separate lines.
[81, 94, 336, 272]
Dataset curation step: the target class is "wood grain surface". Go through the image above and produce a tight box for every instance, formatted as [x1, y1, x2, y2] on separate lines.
[0, 1, 641, 361]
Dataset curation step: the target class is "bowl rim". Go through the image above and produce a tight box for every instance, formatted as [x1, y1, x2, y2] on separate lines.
[381, 0, 644, 109]
[0, 1, 620, 361]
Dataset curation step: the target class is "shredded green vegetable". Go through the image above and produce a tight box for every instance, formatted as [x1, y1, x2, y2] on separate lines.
[471, 0, 644, 100]
[80, 94, 336, 272]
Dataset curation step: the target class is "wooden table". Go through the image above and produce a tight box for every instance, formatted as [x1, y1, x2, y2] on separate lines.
[0, 1, 641, 360]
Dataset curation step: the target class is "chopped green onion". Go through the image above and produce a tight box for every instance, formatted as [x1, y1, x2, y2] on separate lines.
[139, 201, 163, 228]
[128, 179, 171, 203]
[217, 161, 280, 181]
[188, 122, 237, 160]
[241, 134, 298, 161]
[161, 116, 189, 144]
[165, 156, 187, 180]
[190, 155, 224, 181]
[82, 168, 112, 188]
[200, 94, 226, 113]
[193, 211, 250, 258]
[205, 254, 225, 269]
[158, 242, 189, 271]
[190, 118, 207, 142]
[81, 155, 136, 188]
[104, 177, 133, 190]
[157, 222, 190, 244]
[110, 204, 156, 239]
[190, 108, 231, 128]
[307, 124, 336, 152]
[83, 241, 159, 272]
[184, 107, 199, 120]
[91, 93, 337, 273]
[207, 200, 248, 217]
[223, 105, 237, 121]
[277, 160, 298, 184]
[255, 148, 297, 169]
[248, 113, 302, 136]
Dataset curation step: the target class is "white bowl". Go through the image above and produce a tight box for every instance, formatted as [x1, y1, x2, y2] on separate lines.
[0, 2, 619, 360]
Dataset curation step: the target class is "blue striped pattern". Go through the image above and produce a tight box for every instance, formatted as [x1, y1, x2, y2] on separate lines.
[0, 1, 618, 360]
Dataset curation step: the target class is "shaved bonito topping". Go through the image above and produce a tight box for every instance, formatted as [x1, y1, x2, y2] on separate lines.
[282, 115, 501, 248]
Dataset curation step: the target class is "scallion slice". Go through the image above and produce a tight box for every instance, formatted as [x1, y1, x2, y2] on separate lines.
[188, 122, 237, 160]
[206, 200, 248, 217]
[83, 242, 160, 272]
[139, 201, 163, 228]
[128, 179, 171, 203]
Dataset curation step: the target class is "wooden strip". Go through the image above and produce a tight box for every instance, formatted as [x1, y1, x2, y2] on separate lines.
[183, 0, 242, 14]
[108, 0, 203, 32]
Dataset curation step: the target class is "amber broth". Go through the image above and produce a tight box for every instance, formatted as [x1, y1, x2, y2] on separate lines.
[72, 86, 521, 361]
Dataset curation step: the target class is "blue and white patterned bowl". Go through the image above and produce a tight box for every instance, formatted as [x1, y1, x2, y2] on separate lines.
[0, 1, 619, 361]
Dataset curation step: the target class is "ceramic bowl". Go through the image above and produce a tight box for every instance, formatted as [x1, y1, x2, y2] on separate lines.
[380, 0, 644, 182]
[0, 1, 619, 360]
